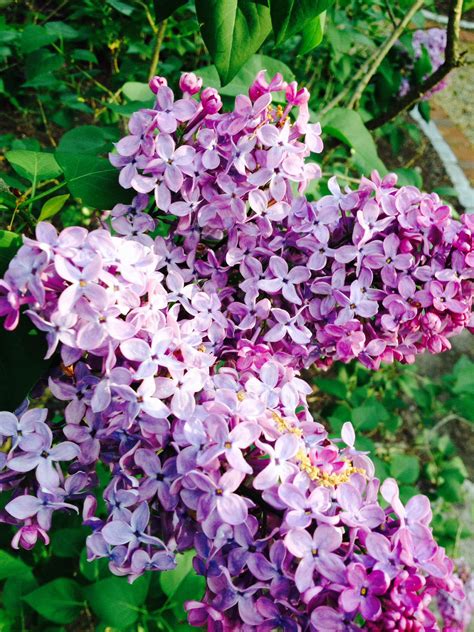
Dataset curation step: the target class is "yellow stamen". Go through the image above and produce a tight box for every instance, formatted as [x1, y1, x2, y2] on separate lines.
[0, 437, 12, 453]
[269, 408, 365, 488]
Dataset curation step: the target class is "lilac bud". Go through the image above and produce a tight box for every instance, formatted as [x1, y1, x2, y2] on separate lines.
[179, 72, 203, 96]
[383, 172, 398, 187]
[455, 230, 471, 253]
[149, 75, 168, 94]
[200, 87, 222, 113]
[399, 238, 414, 254]
[249, 70, 287, 100]
[285, 81, 310, 106]
[11, 523, 49, 550]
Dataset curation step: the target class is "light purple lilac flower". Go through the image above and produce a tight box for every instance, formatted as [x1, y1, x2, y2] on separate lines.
[0, 70, 470, 632]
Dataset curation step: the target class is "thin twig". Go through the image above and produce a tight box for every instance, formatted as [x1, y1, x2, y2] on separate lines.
[366, 0, 465, 130]
[404, 136, 427, 168]
[321, 172, 361, 184]
[18, 182, 67, 208]
[305, 64, 321, 92]
[39, 0, 69, 23]
[136, 0, 159, 34]
[73, 65, 117, 100]
[148, 20, 168, 81]
[36, 96, 57, 147]
[347, 0, 425, 110]
[385, 0, 397, 27]
[319, 45, 380, 116]
[50, 42, 119, 101]
[429, 413, 469, 436]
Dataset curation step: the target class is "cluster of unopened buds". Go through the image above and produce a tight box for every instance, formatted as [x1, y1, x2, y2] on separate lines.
[400, 28, 449, 99]
[0, 70, 473, 630]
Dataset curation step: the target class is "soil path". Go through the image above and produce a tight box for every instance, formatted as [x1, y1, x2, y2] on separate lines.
[430, 35, 474, 189]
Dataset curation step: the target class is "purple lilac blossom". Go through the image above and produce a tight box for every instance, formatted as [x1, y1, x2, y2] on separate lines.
[400, 28, 449, 99]
[0, 70, 472, 631]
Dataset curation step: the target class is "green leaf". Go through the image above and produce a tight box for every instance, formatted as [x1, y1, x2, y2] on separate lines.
[351, 400, 389, 431]
[72, 49, 98, 63]
[394, 168, 422, 188]
[438, 475, 464, 502]
[299, 12, 326, 54]
[57, 126, 109, 155]
[51, 528, 87, 558]
[106, 0, 135, 14]
[197, 54, 294, 99]
[0, 31, 18, 45]
[23, 579, 84, 625]
[0, 550, 31, 580]
[196, 0, 272, 85]
[314, 377, 347, 399]
[160, 550, 195, 598]
[11, 138, 41, 151]
[418, 100, 430, 123]
[372, 455, 389, 480]
[414, 46, 432, 83]
[38, 194, 70, 221]
[3, 573, 38, 616]
[85, 575, 150, 628]
[26, 49, 64, 82]
[0, 609, 15, 632]
[122, 81, 154, 101]
[384, 414, 402, 433]
[160, 551, 205, 620]
[269, 0, 333, 45]
[21, 24, 58, 54]
[6, 150, 62, 182]
[0, 232, 48, 413]
[27, 56, 63, 89]
[329, 403, 352, 422]
[107, 100, 153, 116]
[44, 21, 80, 40]
[355, 436, 375, 453]
[433, 185, 457, 198]
[79, 548, 110, 582]
[0, 316, 50, 411]
[26, 49, 64, 79]
[154, 0, 188, 21]
[0, 229, 22, 276]
[23, 73, 61, 89]
[451, 356, 474, 395]
[453, 395, 474, 422]
[322, 108, 387, 175]
[398, 484, 418, 504]
[389, 454, 420, 484]
[55, 153, 132, 209]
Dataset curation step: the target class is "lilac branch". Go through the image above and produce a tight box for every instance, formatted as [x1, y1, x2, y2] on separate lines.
[366, 0, 465, 130]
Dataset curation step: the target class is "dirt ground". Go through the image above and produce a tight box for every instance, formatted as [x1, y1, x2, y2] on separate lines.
[434, 38, 474, 147]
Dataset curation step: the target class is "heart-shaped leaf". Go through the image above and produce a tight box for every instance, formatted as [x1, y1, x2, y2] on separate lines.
[196, 0, 272, 85]
[269, 0, 334, 45]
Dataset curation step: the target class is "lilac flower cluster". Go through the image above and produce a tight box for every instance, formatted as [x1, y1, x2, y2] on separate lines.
[105, 73, 473, 370]
[0, 359, 464, 630]
[0, 70, 472, 630]
[400, 28, 449, 99]
[437, 559, 474, 632]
